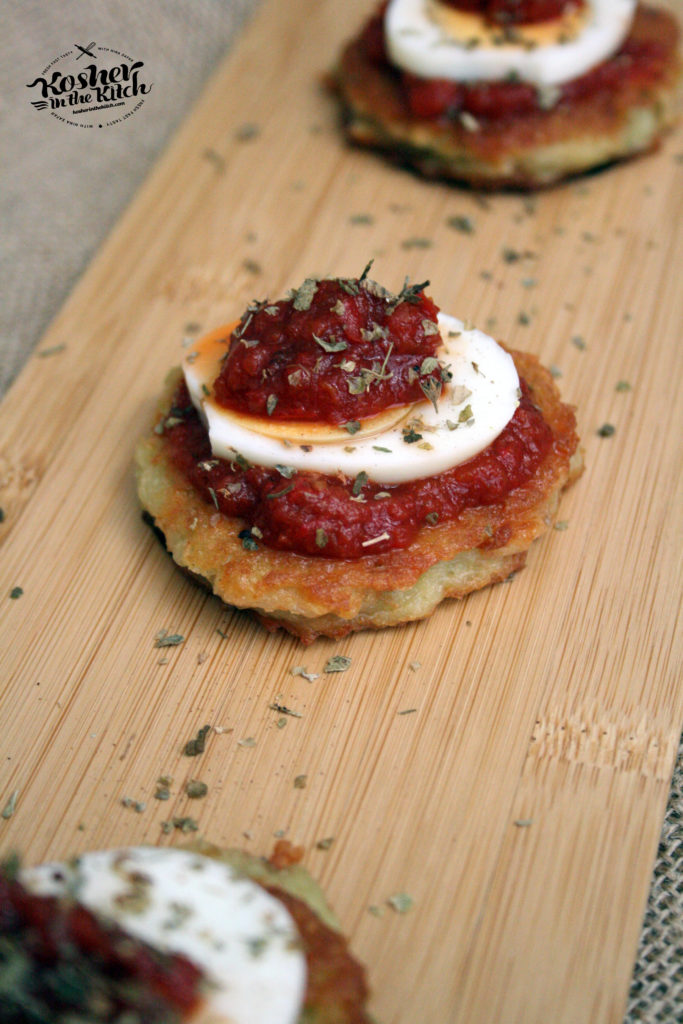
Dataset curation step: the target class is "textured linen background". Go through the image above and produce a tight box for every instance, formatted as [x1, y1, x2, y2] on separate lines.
[1, 2, 680, 1019]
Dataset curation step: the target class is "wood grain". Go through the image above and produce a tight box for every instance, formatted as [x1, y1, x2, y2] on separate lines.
[1, 2, 682, 1021]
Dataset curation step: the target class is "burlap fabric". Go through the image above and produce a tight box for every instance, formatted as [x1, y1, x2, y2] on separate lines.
[1, 3, 681, 1020]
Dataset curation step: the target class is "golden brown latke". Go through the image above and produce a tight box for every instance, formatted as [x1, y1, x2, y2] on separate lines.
[135, 349, 582, 643]
[334, 4, 682, 188]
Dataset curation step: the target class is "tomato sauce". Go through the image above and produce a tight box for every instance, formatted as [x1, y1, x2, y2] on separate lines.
[0, 864, 204, 1021]
[441, 1, 581, 25]
[363, 3, 673, 121]
[164, 373, 553, 560]
[213, 275, 444, 424]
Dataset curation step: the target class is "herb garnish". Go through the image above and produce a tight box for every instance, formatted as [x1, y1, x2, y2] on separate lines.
[163, 816, 199, 834]
[184, 725, 211, 757]
[1, 791, 18, 820]
[402, 425, 423, 444]
[9, 587, 23, 600]
[313, 333, 348, 353]
[446, 215, 474, 234]
[290, 666, 320, 682]
[292, 277, 319, 311]
[266, 483, 295, 500]
[239, 528, 259, 550]
[324, 655, 352, 673]
[185, 780, 208, 799]
[352, 471, 368, 495]
[388, 892, 414, 914]
[154, 631, 184, 648]
[269, 701, 302, 718]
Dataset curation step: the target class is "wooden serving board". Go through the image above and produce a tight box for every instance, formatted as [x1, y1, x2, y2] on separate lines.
[1, 2, 681, 1020]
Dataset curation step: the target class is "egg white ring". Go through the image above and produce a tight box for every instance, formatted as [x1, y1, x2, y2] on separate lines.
[22, 847, 306, 1024]
[185, 313, 520, 486]
[385, 0, 636, 88]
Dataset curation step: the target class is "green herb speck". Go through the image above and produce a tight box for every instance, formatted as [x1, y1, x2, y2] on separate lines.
[184, 724, 211, 757]
[324, 655, 352, 674]
[185, 780, 208, 799]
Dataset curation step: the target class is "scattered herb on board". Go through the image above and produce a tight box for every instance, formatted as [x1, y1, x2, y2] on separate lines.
[235, 121, 260, 141]
[269, 702, 302, 718]
[293, 775, 307, 789]
[517, 311, 531, 326]
[1, 791, 18, 820]
[401, 237, 432, 250]
[9, 587, 23, 600]
[397, 708, 418, 716]
[446, 215, 474, 234]
[203, 148, 226, 173]
[154, 631, 184, 648]
[121, 797, 146, 813]
[388, 892, 414, 914]
[616, 380, 631, 392]
[349, 213, 374, 225]
[514, 818, 533, 827]
[162, 816, 199, 834]
[324, 655, 352, 673]
[185, 780, 208, 799]
[597, 423, 616, 437]
[154, 777, 172, 801]
[184, 724, 211, 757]
[243, 258, 262, 275]
[572, 335, 587, 350]
[0, 508, 4, 523]
[37, 343, 67, 358]
[554, 520, 569, 531]
[290, 665, 320, 682]
[316, 836, 335, 850]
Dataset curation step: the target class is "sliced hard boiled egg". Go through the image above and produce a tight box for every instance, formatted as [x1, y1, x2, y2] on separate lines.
[182, 312, 520, 485]
[21, 846, 307, 1024]
[385, 0, 637, 88]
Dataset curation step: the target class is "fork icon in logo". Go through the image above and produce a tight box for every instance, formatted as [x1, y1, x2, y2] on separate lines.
[75, 41, 96, 59]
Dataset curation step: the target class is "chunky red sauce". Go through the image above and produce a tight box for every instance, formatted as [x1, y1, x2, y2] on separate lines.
[364, 3, 672, 120]
[0, 862, 203, 1021]
[441, 0, 582, 25]
[164, 373, 552, 560]
[214, 273, 444, 424]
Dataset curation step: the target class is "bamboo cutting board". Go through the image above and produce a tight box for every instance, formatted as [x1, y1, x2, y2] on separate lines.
[1, 1, 682, 1021]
